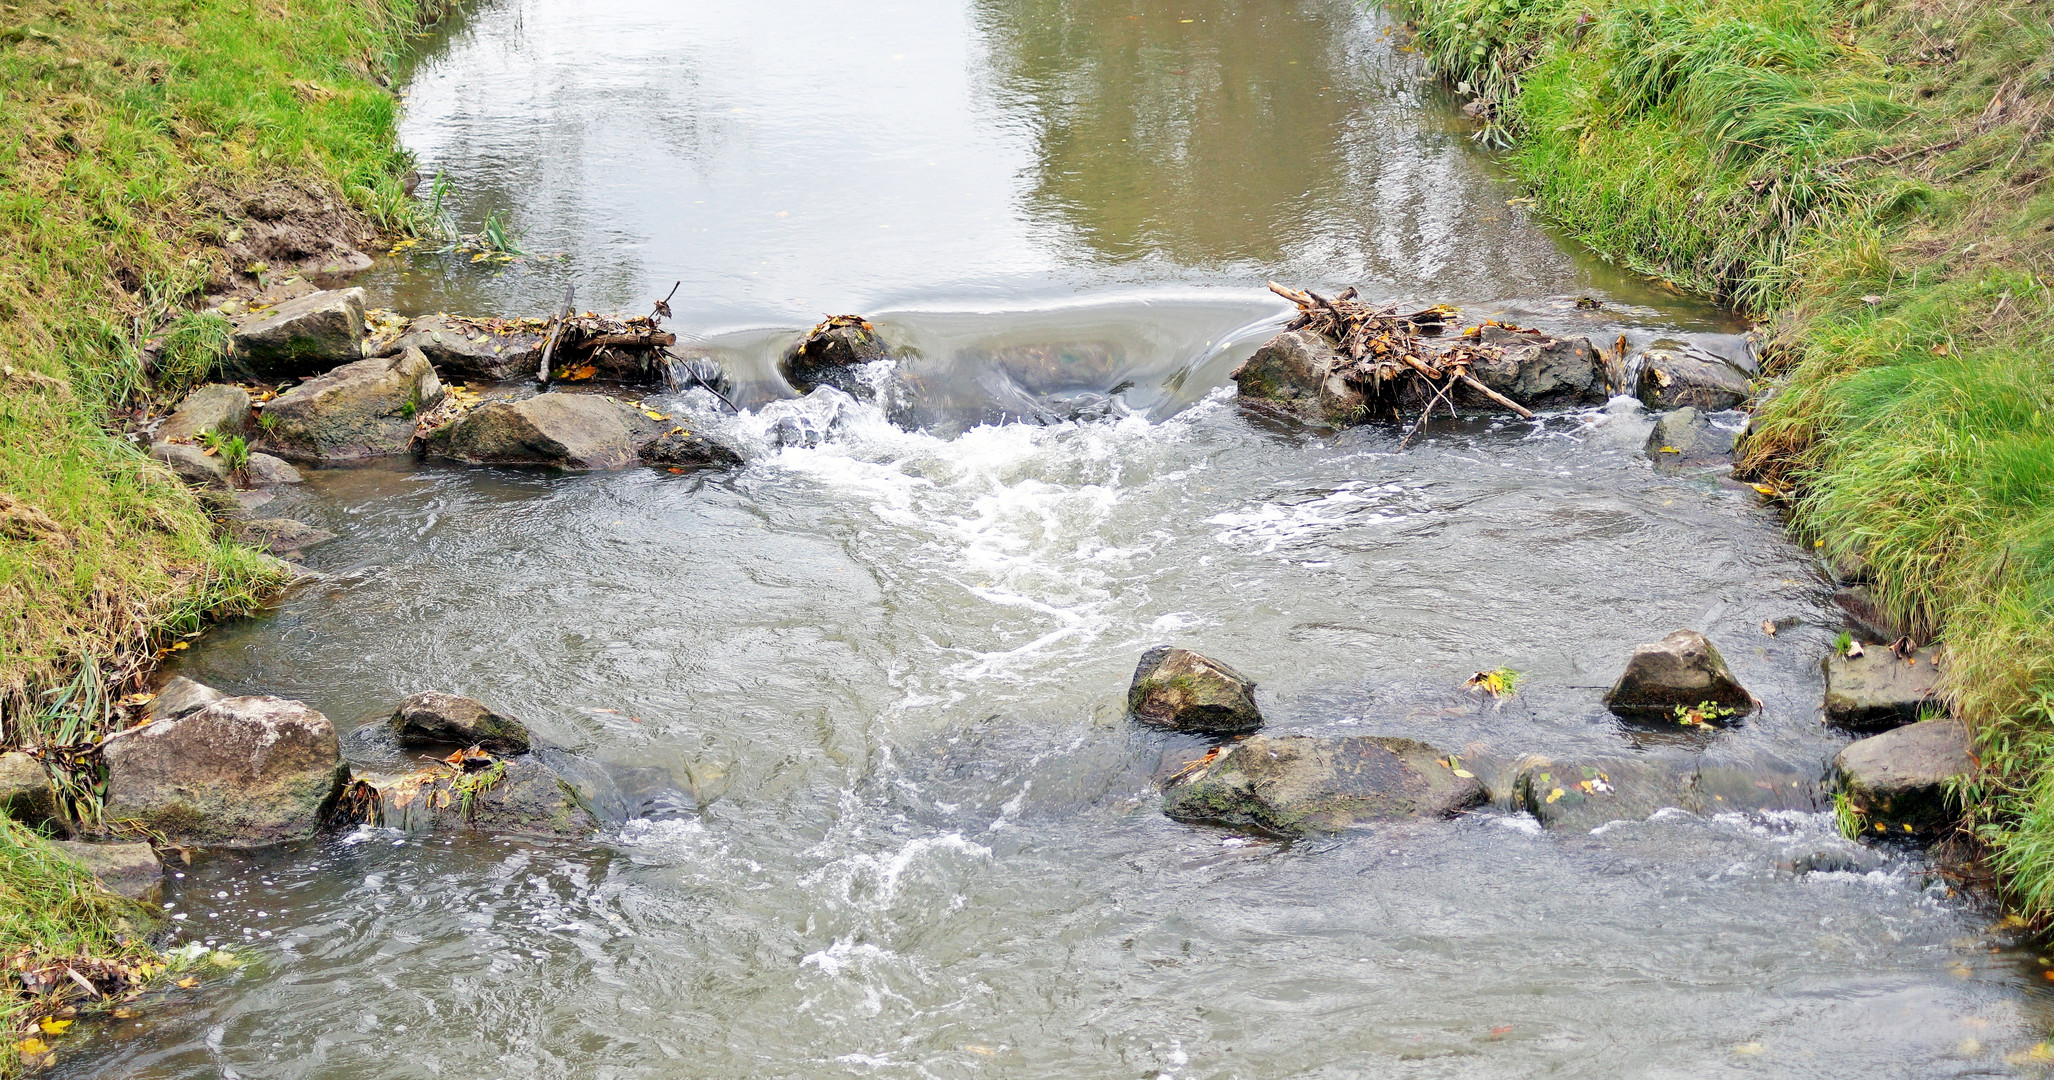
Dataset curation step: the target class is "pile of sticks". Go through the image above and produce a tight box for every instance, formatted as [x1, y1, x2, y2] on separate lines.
[1267, 282, 1534, 425]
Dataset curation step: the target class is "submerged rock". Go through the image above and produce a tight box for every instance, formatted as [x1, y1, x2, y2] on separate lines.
[380, 313, 544, 384]
[1230, 329, 1363, 427]
[1834, 719, 1972, 834]
[155, 384, 251, 445]
[1163, 734, 1483, 834]
[232, 287, 367, 376]
[438, 392, 661, 470]
[1824, 648, 1944, 731]
[52, 841, 162, 901]
[1128, 647, 1263, 736]
[230, 518, 335, 558]
[781, 316, 893, 397]
[350, 744, 687, 837]
[1635, 345, 1751, 411]
[390, 691, 532, 756]
[1602, 630, 1755, 720]
[148, 442, 230, 488]
[640, 427, 745, 471]
[258, 347, 441, 462]
[101, 695, 348, 848]
[1643, 406, 1736, 466]
[1516, 756, 1817, 831]
[0, 751, 55, 826]
[1463, 326, 1608, 410]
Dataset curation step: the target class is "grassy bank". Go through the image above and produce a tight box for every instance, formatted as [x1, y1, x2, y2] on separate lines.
[1, 0, 439, 1056]
[1401, 0, 2054, 907]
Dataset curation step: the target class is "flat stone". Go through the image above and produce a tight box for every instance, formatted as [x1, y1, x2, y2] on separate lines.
[258, 347, 441, 462]
[1161, 734, 1483, 835]
[1466, 327, 1609, 409]
[640, 428, 745, 471]
[1824, 648, 1944, 731]
[52, 841, 162, 901]
[1602, 629, 1755, 720]
[155, 384, 251, 445]
[1644, 406, 1737, 466]
[390, 691, 532, 756]
[1636, 345, 1751, 411]
[380, 314, 546, 384]
[102, 695, 348, 848]
[230, 518, 335, 557]
[1230, 329, 1362, 427]
[439, 392, 662, 470]
[1835, 719, 1972, 834]
[242, 452, 302, 486]
[1128, 647, 1263, 736]
[232, 287, 367, 376]
[148, 676, 227, 722]
[0, 752, 56, 826]
[148, 442, 229, 487]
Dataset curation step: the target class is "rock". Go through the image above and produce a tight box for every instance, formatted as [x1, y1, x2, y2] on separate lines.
[148, 676, 227, 722]
[242, 452, 302, 486]
[148, 442, 229, 487]
[1643, 406, 1737, 465]
[1464, 326, 1609, 409]
[257, 347, 441, 462]
[154, 384, 251, 445]
[231, 287, 367, 376]
[1824, 648, 1944, 731]
[640, 427, 745, 471]
[230, 518, 335, 557]
[1517, 756, 1818, 831]
[1230, 329, 1362, 426]
[390, 691, 532, 756]
[439, 392, 661, 470]
[1833, 585, 1910, 643]
[102, 695, 348, 848]
[780, 318, 893, 397]
[0, 752, 56, 825]
[1127, 647, 1263, 736]
[1635, 345, 1752, 411]
[353, 745, 679, 837]
[52, 841, 162, 901]
[1162, 734, 1483, 835]
[379, 314, 545, 384]
[1602, 629, 1755, 719]
[1835, 719, 1972, 833]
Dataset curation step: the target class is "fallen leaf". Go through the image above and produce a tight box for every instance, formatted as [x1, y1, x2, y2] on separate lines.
[1761, 620, 1777, 637]
[643, 410, 667, 421]
[175, 977, 198, 989]
[18, 1038, 48, 1055]
[1453, 769, 1475, 779]
[169, 641, 188, 651]
[1750, 483, 1778, 497]
[1847, 640, 1865, 658]
[1545, 787, 1565, 804]
[37, 1018, 70, 1035]
[1658, 445, 1681, 453]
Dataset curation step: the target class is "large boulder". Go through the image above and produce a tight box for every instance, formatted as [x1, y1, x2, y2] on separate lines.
[379, 314, 545, 384]
[1517, 756, 1817, 831]
[390, 691, 532, 756]
[154, 384, 251, 445]
[1635, 344, 1751, 411]
[1128, 647, 1263, 736]
[101, 695, 348, 848]
[1462, 326, 1609, 410]
[1602, 630, 1755, 720]
[232, 288, 367, 376]
[640, 427, 745, 471]
[148, 442, 230, 488]
[780, 317, 893, 397]
[52, 841, 162, 901]
[1643, 406, 1736, 466]
[257, 347, 441, 462]
[1162, 734, 1483, 834]
[1824, 648, 1944, 731]
[1230, 330, 1361, 427]
[1834, 719, 1972, 834]
[438, 392, 662, 469]
[0, 752, 56, 826]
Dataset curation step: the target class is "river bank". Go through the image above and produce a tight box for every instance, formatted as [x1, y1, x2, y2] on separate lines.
[1403, 0, 2054, 911]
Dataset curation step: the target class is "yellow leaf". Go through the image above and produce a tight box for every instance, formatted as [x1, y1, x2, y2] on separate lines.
[175, 977, 198, 989]
[37, 1019, 71, 1035]
[643, 410, 667, 421]
[1750, 483, 1777, 496]
[18, 1038, 48, 1055]
[169, 641, 188, 651]
[1658, 446, 1680, 454]
[1545, 787, 1565, 804]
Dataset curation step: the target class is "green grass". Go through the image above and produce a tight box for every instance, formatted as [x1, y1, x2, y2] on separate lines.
[1402, 0, 2054, 913]
[0, 818, 156, 1057]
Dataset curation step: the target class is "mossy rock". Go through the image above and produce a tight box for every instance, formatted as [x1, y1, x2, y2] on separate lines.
[1128, 646, 1262, 736]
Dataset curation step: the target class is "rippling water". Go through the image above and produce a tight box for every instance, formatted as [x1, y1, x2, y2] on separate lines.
[61, 0, 2054, 1075]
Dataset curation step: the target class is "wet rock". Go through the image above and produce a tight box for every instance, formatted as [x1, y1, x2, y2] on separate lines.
[148, 442, 230, 488]
[1824, 648, 1944, 731]
[231, 287, 367, 376]
[1162, 734, 1483, 835]
[1834, 719, 1972, 834]
[1127, 647, 1263, 736]
[780, 316, 893, 397]
[0, 752, 56, 826]
[463, 753, 602, 835]
[379, 313, 545, 384]
[1643, 406, 1736, 466]
[1464, 326, 1609, 409]
[1602, 629, 1755, 719]
[1230, 329, 1362, 427]
[102, 695, 348, 848]
[52, 841, 162, 901]
[355, 745, 682, 837]
[257, 347, 441, 462]
[242, 452, 303, 486]
[1635, 345, 1752, 411]
[439, 392, 661, 470]
[390, 691, 532, 756]
[154, 384, 251, 445]
[1832, 585, 1910, 643]
[149, 676, 227, 722]
[640, 427, 745, 471]
[230, 518, 335, 558]
[1517, 756, 1818, 831]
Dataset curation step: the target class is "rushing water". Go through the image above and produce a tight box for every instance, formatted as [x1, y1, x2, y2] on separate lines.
[64, 0, 2054, 1076]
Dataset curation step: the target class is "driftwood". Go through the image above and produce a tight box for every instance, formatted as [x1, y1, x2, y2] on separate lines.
[537, 283, 575, 387]
[1266, 281, 1537, 423]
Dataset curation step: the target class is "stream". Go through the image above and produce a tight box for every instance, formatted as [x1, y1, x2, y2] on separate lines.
[62, 0, 2054, 1076]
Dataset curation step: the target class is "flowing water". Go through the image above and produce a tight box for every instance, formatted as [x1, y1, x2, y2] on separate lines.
[63, 0, 2054, 1076]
